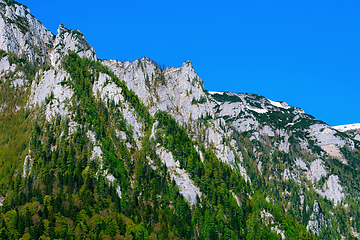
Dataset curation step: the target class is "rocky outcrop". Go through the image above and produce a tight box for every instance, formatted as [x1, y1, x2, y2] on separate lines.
[0, 0, 53, 62]
[1, 1, 359, 237]
[29, 68, 74, 121]
[50, 24, 97, 67]
[306, 159, 327, 184]
[308, 124, 354, 164]
[102, 58, 212, 125]
[307, 200, 325, 235]
[316, 175, 345, 206]
[156, 147, 202, 205]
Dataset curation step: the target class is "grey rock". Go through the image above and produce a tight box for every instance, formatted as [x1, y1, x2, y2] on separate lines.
[307, 200, 325, 235]
[0, 1, 53, 62]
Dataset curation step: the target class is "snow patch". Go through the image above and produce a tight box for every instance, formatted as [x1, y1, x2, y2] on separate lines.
[269, 100, 290, 109]
[246, 105, 268, 114]
[208, 91, 224, 95]
[332, 123, 360, 132]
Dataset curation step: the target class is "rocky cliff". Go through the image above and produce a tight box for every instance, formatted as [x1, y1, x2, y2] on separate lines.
[0, 1, 359, 239]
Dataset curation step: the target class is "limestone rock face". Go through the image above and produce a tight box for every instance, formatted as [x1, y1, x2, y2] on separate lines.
[102, 58, 251, 181]
[156, 147, 202, 205]
[0, 55, 16, 77]
[50, 24, 97, 67]
[102, 56, 355, 213]
[102, 59, 212, 125]
[29, 68, 74, 121]
[316, 175, 345, 206]
[307, 200, 325, 235]
[0, 0, 53, 62]
[1, 1, 360, 237]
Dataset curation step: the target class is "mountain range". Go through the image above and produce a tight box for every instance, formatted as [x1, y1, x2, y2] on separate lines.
[0, 1, 360, 239]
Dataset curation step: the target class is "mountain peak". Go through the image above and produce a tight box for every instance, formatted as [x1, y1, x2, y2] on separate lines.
[57, 23, 67, 35]
[0, 0, 53, 63]
[0, 1, 360, 239]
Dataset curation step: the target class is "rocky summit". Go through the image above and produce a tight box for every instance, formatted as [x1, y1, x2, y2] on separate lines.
[0, 1, 359, 239]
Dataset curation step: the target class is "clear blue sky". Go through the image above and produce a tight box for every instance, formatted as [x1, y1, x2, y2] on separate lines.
[22, 0, 360, 126]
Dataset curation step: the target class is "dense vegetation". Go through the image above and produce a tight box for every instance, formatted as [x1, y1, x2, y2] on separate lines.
[0, 51, 322, 239]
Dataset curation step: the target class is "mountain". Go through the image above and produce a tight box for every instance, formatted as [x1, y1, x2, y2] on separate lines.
[0, 1, 360, 239]
[333, 124, 360, 142]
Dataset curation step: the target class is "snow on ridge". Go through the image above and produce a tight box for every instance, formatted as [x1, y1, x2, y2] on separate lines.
[269, 100, 290, 109]
[208, 91, 224, 95]
[332, 123, 360, 132]
[246, 105, 268, 114]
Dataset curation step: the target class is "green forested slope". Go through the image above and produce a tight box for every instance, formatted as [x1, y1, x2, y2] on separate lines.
[0, 52, 317, 239]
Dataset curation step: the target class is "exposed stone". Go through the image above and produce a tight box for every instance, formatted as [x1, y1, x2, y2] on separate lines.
[0, 1, 53, 62]
[92, 72, 123, 105]
[29, 68, 73, 122]
[316, 175, 345, 206]
[230, 190, 241, 206]
[22, 154, 32, 178]
[260, 209, 286, 239]
[0, 55, 16, 78]
[306, 159, 327, 184]
[87, 130, 96, 144]
[282, 168, 301, 184]
[308, 124, 354, 162]
[156, 147, 202, 205]
[295, 158, 308, 170]
[91, 146, 103, 162]
[307, 200, 325, 235]
[50, 24, 97, 67]
[261, 125, 275, 137]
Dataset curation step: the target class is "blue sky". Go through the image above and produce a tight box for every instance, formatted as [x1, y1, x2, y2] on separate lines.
[22, 0, 360, 126]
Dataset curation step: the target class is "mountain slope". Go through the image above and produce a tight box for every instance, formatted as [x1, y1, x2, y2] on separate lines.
[0, 1, 359, 239]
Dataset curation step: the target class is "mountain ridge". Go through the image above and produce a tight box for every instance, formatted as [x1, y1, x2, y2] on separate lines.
[0, 1, 359, 239]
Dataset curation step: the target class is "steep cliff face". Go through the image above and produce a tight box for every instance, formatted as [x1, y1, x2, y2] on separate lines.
[333, 123, 360, 141]
[0, 1, 359, 239]
[0, 0, 53, 63]
[101, 55, 360, 238]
